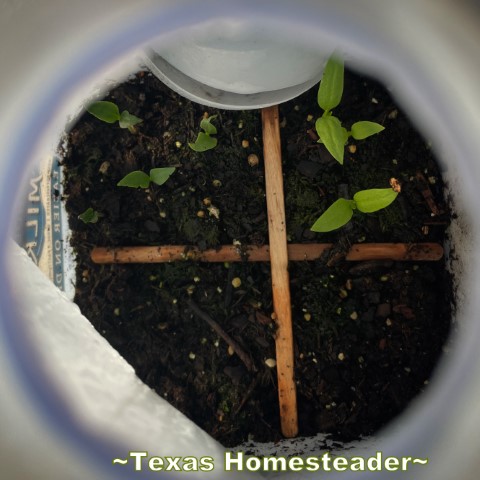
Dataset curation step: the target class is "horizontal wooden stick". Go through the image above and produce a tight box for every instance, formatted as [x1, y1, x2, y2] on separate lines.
[91, 243, 444, 264]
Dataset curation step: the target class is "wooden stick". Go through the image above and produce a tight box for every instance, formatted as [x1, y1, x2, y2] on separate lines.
[91, 242, 444, 264]
[262, 105, 298, 438]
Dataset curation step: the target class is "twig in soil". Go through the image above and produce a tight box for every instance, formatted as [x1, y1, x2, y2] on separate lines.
[186, 299, 256, 373]
[233, 373, 261, 417]
[416, 171, 444, 216]
[325, 236, 353, 268]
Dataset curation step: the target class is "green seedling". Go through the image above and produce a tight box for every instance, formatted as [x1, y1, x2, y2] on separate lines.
[188, 115, 218, 152]
[87, 101, 142, 133]
[316, 55, 385, 164]
[78, 207, 102, 224]
[117, 167, 176, 188]
[311, 180, 400, 232]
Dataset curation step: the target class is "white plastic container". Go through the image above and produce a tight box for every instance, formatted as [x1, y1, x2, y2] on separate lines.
[143, 20, 328, 109]
[1, 1, 480, 479]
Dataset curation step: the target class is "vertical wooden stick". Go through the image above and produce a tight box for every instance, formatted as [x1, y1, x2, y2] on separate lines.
[262, 105, 298, 438]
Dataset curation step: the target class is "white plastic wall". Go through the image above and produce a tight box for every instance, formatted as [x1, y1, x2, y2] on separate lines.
[2, 1, 480, 479]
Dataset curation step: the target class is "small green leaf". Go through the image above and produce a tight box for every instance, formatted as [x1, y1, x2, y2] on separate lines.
[188, 132, 218, 152]
[119, 110, 143, 129]
[350, 121, 385, 140]
[149, 167, 176, 186]
[354, 188, 398, 213]
[317, 55, 344, 112]
[117, 171, 151, 188]
[87, 101, 120, 123]
[311, 198, 356, 232]
[78, 207, 100, 224]
[315, 115, 348, 164]
[200, 115, 217, 135]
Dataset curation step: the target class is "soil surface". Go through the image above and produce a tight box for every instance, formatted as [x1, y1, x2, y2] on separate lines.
[62, 68, 451, 447]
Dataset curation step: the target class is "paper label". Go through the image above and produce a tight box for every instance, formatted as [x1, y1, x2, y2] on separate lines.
[17, 156, 74, 298]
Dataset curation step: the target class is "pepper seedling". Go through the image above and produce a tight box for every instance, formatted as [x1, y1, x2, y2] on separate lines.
[315, 55, 385, 164]
[78, 207, 102, 224]
[311, 179, 400, 232]
[117, 167, 176, 188]
[188, 115, 218, 152]
[87, 101, 142, 133]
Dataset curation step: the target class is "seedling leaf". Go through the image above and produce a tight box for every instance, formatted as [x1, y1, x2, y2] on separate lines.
[351, 121, 385, 140]
[354, 188, 398, 213]
[311, 198, 355, 232]
[78, 207, 100, 224]
[318, 55, 344, 112]
[87, 101, 120, 123]
[188, 132, 218, 152]
[150, 167, 176, 186]
[315, 116, 348, 164]
[117, 171, 151, 188]
[200, 115, 217, 135]
[119, 110, 143, 129]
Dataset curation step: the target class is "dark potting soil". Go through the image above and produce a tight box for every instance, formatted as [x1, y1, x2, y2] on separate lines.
[62, 68, 451, 447]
